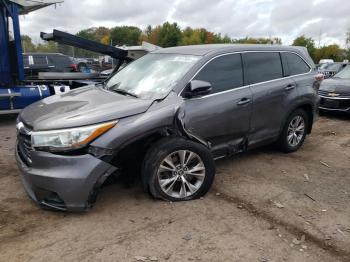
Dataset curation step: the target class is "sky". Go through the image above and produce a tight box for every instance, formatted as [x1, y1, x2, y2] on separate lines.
[20, 0, 350, 47]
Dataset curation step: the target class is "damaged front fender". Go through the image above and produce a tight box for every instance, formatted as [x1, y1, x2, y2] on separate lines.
[174, 106, 211, 148]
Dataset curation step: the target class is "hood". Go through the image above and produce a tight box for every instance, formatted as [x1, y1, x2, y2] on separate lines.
[319, 78, 350, 93]
[20, 86, 154, 131]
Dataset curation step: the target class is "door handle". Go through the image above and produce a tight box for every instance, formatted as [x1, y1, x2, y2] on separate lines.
[285, 84, 296, 91]
[237, 98, 251, 106]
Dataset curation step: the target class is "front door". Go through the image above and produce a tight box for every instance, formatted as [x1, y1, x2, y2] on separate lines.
[182, 53, 252, 156]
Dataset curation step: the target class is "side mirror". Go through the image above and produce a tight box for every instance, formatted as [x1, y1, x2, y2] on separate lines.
[184, 80, 212, 98]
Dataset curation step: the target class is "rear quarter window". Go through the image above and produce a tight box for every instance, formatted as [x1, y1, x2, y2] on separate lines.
[243, 52, 283, 84]
[281, 52, 310, 76]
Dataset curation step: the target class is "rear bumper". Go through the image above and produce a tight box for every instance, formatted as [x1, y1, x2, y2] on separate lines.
[15, 147, 117, 212]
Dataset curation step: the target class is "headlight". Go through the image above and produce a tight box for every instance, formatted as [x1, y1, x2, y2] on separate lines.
[31, 120, 117, 151]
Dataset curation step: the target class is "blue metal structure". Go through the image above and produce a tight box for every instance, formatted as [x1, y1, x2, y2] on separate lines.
[0, 0, 131, 114]
[0, 0, 61, 114]
[0, 0, 23, 85]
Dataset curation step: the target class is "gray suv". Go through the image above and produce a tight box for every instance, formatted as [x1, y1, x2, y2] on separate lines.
[15, 44, 319, 211]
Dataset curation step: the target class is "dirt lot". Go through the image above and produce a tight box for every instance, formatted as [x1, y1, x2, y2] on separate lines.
[0, 114, 349, 262]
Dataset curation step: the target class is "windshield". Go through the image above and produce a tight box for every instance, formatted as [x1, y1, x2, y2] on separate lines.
[334, 66, 350, 79]
[105, 53, 200, 99]
[319, 63, 330, 70]
[323, 63, 342, 71]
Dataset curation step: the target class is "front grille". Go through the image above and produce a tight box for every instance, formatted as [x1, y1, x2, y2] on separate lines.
[322, 71, 336, 79]
[17, 123, 33, 166]
[337, 100, 350, 109]
[319, 97, 350, 110]
[318, 90, 329, 96]
[318, 90, 350, 98]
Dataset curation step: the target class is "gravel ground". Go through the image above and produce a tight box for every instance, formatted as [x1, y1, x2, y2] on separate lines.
[0, 113, 349, 262]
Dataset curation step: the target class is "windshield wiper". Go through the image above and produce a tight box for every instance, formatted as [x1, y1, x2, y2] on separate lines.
[110, 88, 138, 98]
[107, 83, 139, 98]
[95, 82, 105, 87]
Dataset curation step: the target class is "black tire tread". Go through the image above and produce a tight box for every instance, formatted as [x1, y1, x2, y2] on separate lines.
[277, 109, 309, 153]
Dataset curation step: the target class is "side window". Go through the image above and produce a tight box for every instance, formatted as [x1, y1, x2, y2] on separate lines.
[244, 52, 283, 84]
[49, 55, 71, 70]
[194, 54, 243, 94]
[33, 55, 48, 65]
[282, 52, 310, 76]
[53, 55, 71, 65]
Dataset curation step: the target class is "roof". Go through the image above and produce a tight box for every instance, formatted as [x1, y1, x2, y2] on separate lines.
[7, 0, 63, 15]
[154, 44, 308, 56]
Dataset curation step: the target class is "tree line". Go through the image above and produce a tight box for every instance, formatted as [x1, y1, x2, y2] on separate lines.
[21, 22, 350, 63]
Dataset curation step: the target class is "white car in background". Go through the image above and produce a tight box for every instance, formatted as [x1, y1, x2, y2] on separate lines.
[100, 42, 161, 77]
[319, 59, 334, 65]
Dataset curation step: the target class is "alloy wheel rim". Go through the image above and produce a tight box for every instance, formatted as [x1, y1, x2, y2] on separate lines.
[287, 115, 305, 147]
[157, 150, 206, 199]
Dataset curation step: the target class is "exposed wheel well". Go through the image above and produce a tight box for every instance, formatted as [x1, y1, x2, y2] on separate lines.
[279, 104, 315, 138]
[94, 132, 169, 192]
[111, 132, 166, 168]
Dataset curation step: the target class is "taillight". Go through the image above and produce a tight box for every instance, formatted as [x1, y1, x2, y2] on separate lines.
[71, 64, 78, 72]
[315, 73, 324, 82]
[313, 73, 324, 90]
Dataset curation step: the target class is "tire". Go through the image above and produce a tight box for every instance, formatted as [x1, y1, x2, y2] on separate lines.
[78, 63, 88, 72]
[277, 109, 309, 153]
[142, 137, 216, 202]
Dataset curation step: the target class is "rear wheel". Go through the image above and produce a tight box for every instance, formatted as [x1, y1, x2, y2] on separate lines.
[78, 63, 88, 72]
[142, 137, 216, 201]
[277, 109, 309, 153]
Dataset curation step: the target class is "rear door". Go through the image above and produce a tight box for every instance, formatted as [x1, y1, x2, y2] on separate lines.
[243, 52, 297, 146]
[49, 55, 72, 72]
[182, 53, 252, 155]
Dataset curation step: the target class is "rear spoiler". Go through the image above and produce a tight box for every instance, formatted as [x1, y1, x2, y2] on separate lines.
[40, 30, 128, 60]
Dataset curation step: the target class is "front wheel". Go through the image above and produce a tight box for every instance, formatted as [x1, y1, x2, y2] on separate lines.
[142, 137, 216, 202]
[277, 109, 309, 153]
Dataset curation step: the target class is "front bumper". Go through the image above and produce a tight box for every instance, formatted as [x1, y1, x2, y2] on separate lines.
[319, 96, 350, 113]
[15, 147, 117, 212]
